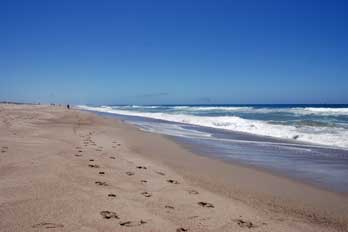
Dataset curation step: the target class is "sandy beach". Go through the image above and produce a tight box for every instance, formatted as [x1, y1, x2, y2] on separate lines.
[0, 104, 347, 232]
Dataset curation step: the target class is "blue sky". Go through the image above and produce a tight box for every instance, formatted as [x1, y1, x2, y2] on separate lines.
[1, 0, 348, 105]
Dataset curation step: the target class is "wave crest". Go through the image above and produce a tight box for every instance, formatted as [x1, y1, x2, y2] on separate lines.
[77, 105, 348, 148]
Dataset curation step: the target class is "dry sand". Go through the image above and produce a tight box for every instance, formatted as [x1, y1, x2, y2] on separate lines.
[0, 104, 347, 232]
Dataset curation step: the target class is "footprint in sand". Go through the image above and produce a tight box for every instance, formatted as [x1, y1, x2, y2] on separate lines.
[188, 190, 199, 195]
[140, 180, 148, 184]
[198, 202, 214, 208]
[100, 211, 119, 219]
[167, 179, 179, 184]
[32, 222, 64, 229]
[95, 181, 108, 186]
[142, 192, 152, 197]
[108, 193, 116, 198]
[99, 171, 105, 175]
[109, 156, 116, 159]
[89, 159, 94, 162]
[89, 164, 100, 168]
[155, 171, 165, 176]
[234, 219, 256, 228]
[78, 150, 83, 153]
[74, 154, 82, 157]
[137, 166, 147, 170]
[165, 205, 175, 210]
[177, 228, 188, 232]
[120, 220, 147, 227]
[126, 172, 135, 176]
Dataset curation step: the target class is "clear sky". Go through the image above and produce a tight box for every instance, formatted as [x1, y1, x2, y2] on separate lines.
[1, 0, 348, 105]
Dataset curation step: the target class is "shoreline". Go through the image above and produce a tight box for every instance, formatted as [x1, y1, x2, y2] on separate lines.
[112, 116, 348, 224]
[90, 109, 348, 195]
[87, 109, 348, 228]
[0, 104, 347, 231]
[77, 104, 348, 150]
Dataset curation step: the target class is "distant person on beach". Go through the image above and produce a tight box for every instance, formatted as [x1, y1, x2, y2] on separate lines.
[67, 104, 70, 110]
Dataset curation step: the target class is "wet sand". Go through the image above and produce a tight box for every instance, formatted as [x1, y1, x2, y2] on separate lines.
[0, 104, 347, 231]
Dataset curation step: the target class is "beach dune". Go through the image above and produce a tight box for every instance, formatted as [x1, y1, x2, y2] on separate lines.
[0, 104, 347, 232]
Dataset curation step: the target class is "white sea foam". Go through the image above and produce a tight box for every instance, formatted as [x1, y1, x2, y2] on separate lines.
[299, 107, 348, 115]
[129, 105, 161, 109]
[77, 105, 348, 149]
[110, 105, 348, 116]
[172, 106, 253, 111]
[130, 121, 212, 138]
[187, 106, 348, 116]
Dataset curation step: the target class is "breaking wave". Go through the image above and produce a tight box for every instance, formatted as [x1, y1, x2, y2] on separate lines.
[77, 105, 348, 149]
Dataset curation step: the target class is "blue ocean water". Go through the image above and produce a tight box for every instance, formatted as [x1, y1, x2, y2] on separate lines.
[78, 104, 348, 193]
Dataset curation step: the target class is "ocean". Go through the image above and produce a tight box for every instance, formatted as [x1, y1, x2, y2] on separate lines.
[78, 104, 348, 193]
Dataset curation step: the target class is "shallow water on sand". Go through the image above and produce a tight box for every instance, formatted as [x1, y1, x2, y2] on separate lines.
[94, 111, 348, 194]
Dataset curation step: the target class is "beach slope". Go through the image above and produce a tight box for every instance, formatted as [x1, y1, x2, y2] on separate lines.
[0, 104, 347, 232]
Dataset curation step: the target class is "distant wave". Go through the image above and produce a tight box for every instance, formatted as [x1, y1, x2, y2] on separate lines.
[182, 106, 348, 116]
[171, 106, 253, 111]
[129, 105, 161, 109]
[247, 107, 348, 116]
[103, 105, 161, 109]
[107, 105, 348, 116]
[77, 105, 348, 148]
[300, 107, 348, 115]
